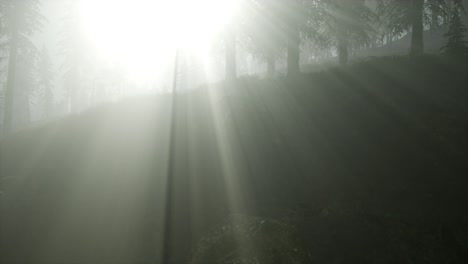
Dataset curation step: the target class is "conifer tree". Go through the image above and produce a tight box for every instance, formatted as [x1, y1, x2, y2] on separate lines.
[1, 0, 43, 134]
[441, 9, 468, 58]
[59, 1, 92, 112]
[37, 47, 54, 117]
[329, 0, 375, 65]
[242, 0, 286, 77]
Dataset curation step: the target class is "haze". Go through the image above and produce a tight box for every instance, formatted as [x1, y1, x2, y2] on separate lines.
[1, 0, 468, 263]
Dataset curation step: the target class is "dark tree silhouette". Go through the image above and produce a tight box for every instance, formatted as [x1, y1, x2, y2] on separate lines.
[377, 0, 463, 56]
[429, 0, 444, 30]
[441, 8, 468, 57]
[328, 0, 375, 65]
[410, 0, 424, 56]
[285, 1, 301, 77]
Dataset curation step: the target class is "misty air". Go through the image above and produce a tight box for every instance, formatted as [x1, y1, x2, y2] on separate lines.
[1, 0, 468, 263]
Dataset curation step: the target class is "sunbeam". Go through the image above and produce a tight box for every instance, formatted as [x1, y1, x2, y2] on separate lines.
[1, 0, 468, 263]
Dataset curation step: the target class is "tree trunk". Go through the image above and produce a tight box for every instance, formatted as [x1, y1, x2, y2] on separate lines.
[287, 23, 300, 77]
[2, 31, 18, 135]
[19, 88, 31, 128]
[338, 40, 348, 65]
[225, 30, 236, 81]
[430, 0, 440, 29]
[44, 87, 53, 118]
[267, 50, 275, 78]
[337, 23, 349, 66]
[410, 0, 424, 56]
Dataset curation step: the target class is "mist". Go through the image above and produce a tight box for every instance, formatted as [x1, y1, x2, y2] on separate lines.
[1, 0, 468, 263]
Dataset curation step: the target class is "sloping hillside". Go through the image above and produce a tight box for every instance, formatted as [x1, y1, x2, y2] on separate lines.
[1, 56, 467, 263]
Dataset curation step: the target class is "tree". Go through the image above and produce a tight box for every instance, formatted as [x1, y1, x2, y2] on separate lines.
[284, 0, 303, 77]
[59, 1, 93, 112]
[222, 0, 249, 81]
[429, 0, 447, 30]
[1, 0, 43, 134]
[0, 1, 5, 36]
[245, 0, 304, 77]
[242, 0, 287, 77]
[441, 7, 468, 58]
[376, 0, 423, 55]
[37, 46, 54, 118]
[225, 28, 237, 80]
[293, 0, 375, 66]
[410, 0, 424, 56]
[260, 0, 313, 77]
[14, 44, 37, 128]
[326, 0, 375, 65]
[377, 0, 461, 56]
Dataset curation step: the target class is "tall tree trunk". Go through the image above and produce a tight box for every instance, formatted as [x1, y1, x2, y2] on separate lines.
[44, 87, 52, 118]
[337, 23, 349, 66]
[287, 23, 300, 77]
[225, 30, 236, 81]
[410, 0, 424, 56]
[67, 67, 80, 113]
[430, 0, 440, 29]
[19, 88, 31, 128]
[2, 31, 18, 135]
[266, 49, 275, 78]
[337, 39, 348, 65]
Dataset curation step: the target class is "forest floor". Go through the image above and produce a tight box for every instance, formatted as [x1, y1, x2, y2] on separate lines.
[1, 55, 467, 263]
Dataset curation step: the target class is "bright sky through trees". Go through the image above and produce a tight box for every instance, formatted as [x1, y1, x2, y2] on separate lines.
[79, 0, 240, 82]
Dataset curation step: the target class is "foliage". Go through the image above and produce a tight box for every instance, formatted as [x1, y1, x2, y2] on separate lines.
[303, 0, 376, 64]
[376, 0, 462, 35]
[329, 1, 376, 49]
[376, 0, 413, 37]
[241, 0, 287, 63]
[0, 0, 43, 61]
[242, 0, 376, 65]
[0, 0, 44, 36]
[0, 0, 43, 133]
[441, 9, 468, 58]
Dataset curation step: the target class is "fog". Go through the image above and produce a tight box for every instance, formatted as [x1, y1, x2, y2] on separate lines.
[1, 0, 468, 263]
[1, 0, 467, 130]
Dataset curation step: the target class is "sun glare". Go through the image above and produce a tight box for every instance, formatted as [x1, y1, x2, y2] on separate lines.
[79, 0, 240, 82]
